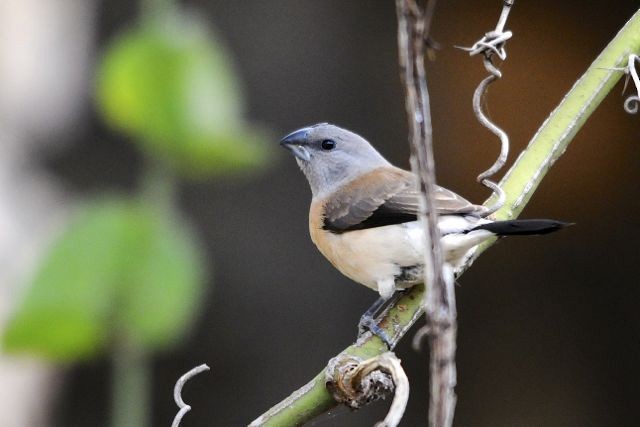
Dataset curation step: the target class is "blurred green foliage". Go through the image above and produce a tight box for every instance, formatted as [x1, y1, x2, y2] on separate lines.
[97, 11, 270, 177]
[2, 3, 268, 373]
[2, 198, 205, 361]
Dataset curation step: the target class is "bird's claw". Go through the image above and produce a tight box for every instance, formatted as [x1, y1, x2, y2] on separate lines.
[357, 314, 393, 349]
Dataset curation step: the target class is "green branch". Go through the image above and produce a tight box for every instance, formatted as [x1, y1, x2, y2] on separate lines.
[249, 9, 640, 427]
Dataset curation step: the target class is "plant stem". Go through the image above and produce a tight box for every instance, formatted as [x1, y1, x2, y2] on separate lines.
[111, 340, 150, 427]
[249, 7, 640, 427]
[488, 19, 640, 221]
[109, 159, 176, 427]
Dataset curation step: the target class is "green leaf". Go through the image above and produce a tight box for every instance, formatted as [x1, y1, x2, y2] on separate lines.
[2, 201, 124, 359]
[2, 198, 206, 360]
[115, 202, 205, 348]
[96, 10, 270, 176]
[139, 127, 272, 178]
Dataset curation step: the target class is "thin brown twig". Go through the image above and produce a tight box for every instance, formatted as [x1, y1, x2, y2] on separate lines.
[396, 1, 457, 426]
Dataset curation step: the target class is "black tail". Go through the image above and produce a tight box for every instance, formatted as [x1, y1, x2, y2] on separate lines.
[471, 219, 572, 236]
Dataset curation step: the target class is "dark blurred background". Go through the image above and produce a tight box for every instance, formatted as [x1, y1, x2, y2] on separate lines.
[1, 0, 639, 426]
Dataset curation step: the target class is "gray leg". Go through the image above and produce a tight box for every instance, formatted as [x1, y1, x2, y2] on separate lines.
[357, 291, 404, 347]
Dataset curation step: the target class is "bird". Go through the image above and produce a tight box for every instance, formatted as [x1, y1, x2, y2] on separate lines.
[280, 123, 568, 344]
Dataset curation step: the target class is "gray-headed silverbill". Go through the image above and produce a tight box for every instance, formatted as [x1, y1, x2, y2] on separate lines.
[280, 123, 569, 344]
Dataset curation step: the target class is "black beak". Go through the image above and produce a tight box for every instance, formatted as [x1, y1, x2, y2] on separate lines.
[280, 127, 311, 162]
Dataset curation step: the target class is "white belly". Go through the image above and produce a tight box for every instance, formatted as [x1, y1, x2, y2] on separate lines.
[315, 222, 424, 290]
[310, 216, 493, 294]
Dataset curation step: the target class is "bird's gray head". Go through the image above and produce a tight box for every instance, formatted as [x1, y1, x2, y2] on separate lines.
[280, 123, 390, 198]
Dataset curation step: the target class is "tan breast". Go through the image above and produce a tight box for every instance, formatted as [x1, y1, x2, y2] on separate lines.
[308, 198, 423, 291]
[309, 199, 326, 246]
[309, 198, 366, 285]
[309, 199, 336, 268]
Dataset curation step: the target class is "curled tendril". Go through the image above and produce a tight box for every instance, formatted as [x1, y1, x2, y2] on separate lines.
[472, 57, 508, 215]
[456, 1, 515, 216]
[610, 54, 640, 114]
[623, 55, 640, 114]
[624, 95, 640, 114]
[171, 364, 210, 427]
[457, 30, 512, 60]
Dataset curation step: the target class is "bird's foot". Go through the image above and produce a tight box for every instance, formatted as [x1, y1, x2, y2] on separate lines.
[357, 314, 393, 349]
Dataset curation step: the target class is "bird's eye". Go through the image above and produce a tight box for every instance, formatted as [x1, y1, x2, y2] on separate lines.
[321, 139, 336, 150]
